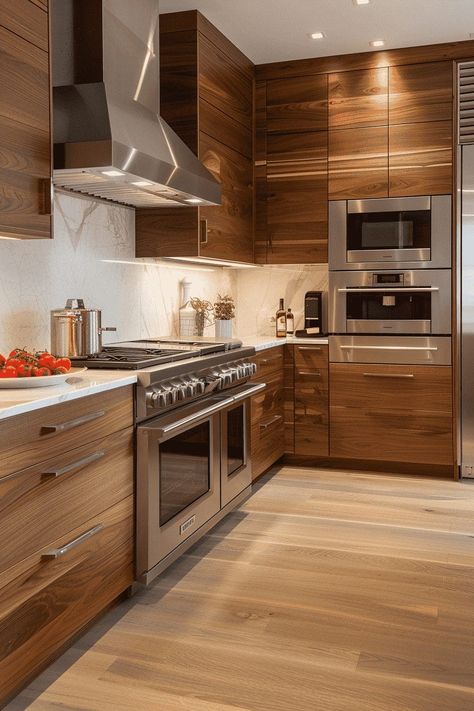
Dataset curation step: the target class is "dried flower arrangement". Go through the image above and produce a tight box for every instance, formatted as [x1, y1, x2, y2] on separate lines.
[190, 296, 213, 336]
[214, 294, 235, 321]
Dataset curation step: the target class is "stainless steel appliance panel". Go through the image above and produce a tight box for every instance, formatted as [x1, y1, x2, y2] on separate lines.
[330, 335, 452, 365]
[460, 144, 474, 474]
[329, 269, 452, 335]
[329, 195, 451, 270]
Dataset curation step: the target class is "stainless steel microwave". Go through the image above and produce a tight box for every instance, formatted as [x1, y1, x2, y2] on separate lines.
[329, 195, 452, 270]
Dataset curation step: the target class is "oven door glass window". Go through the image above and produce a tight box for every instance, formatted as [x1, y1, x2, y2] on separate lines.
[347, 291, 431, 321]
[159, 421, 211, 526]
[347, 211, 430, 251]
[226, 404, 245, 477]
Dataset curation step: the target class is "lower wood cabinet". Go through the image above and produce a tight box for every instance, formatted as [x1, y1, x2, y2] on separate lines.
[294, 344, 329, 457]
[0, 387, 135, 707]
[329, 363, 454, 465]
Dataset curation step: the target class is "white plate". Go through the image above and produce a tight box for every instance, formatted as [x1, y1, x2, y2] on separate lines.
[0, 367, 88, 388]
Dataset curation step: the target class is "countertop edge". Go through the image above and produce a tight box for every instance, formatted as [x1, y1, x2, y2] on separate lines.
[243, 337, 329, 352]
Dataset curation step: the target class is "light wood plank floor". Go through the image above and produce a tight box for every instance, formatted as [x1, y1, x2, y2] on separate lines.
[7, 466, 474, 711]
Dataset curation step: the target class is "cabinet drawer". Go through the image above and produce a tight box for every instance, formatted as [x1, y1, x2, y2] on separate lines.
[294, 344, 328, 371]
[0, 428, 134, 577]
[252, 347, 284, 382]
[251, 370, 284, 425]
[0, 386, 134, 478]
[0, 497, 134, 705]
[329, 364, 454, 464]
[250, 371, 285, 480]
[295, 378, 329, 457]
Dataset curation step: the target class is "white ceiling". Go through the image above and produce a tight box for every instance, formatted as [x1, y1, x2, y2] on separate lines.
[160, 0, 474, 65]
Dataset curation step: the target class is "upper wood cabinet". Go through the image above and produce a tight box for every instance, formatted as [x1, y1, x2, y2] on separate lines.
[135, 11, 254, 263]
[266, 75, 327, 133]
[328, 61, 453, 199]
[0, 0, 52, 239]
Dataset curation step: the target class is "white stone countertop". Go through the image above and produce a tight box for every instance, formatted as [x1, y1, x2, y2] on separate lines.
[0, 370, 138, 421]
[241, 336, 329, 352]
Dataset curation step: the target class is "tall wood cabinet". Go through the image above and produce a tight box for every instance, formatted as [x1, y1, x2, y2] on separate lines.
[136, 11, 254, 263]
[0, 0, 52, 239]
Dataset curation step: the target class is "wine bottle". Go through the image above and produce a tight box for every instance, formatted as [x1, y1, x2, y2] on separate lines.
[286, 307, 294, 336]
[276, 298, 286, 337]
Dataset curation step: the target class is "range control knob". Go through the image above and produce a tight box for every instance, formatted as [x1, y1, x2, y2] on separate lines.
[177, 385, 188, 401]
[195, 379, 206, 394]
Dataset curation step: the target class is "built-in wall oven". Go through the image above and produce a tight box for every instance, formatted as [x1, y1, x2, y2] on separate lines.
[136, 380, 264, 584]
[329, 195, 452, 270]
[329, 269, 451, 336]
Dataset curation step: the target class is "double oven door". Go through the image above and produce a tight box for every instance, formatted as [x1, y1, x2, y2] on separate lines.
[136, 383, 264, 583]
[329, 195, 451, 271]
[329, 269, 451, 336]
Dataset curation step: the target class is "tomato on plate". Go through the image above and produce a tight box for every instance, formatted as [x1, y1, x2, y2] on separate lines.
[54, 357, 72, 371]
[0, 354, 6, 367]
[0, 366, 18, 378]
[6, 358, 23, 369]
[16, 363, 33, 377]
[38, 354, 57, 370]
[35, 367, 51, 377]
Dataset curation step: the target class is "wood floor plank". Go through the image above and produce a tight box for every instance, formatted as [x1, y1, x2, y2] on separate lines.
[7, 466, 474, 711]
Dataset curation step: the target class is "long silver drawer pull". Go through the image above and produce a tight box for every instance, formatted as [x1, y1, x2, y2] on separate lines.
[232, 382, 266, 402]
[340, 345, 438, 352]
[298, 370, 322, 377]
[41, 451, 105, 479]
[363, 372, 415, 379]
[41, 524, 104, 560]
[41, 410, 106, 435]
[259, 356, 282, 364]
[337, 287, 440, 293]
[260, 414, 283, 430]
[298, 346, 323, 351]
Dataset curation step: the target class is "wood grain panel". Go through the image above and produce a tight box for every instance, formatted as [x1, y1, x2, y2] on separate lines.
[0, 428, 133, 578]
[295, 346, 329, 457]
[294, 343, 328, 371]
[389, 61, 454, 124]
[266, 130, 328, 263]
[266, 74, 327, 133]
[251, 347, 285, 383]
[250, 370, 285, 480]
[255, 80, 268, 263]
[284, 345, 295, 455]
[136, 208, 199, 258]
[389, 120, 453, 196]
[0, 497, 133, 707]
[329, 125, 388, 199]
[0, 0, 48, 51]
[256, 38, 474, 80]
[200, 98, 252, 159]
[328, 68, 388, 129]
[329, 363, 453, 464]
[199, 34, 253, 129]
[0, 386, 134, 478]
[199, 134, 253, 262]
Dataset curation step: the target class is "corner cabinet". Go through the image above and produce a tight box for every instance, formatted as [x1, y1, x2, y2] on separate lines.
[135, 11, 254, 263]
[0, 0, 52, 239]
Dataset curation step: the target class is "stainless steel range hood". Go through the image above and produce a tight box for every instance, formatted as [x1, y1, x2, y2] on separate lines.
[51, 0, 221, 208]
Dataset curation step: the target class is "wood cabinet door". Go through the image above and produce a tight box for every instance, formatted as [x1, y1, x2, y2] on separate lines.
[389, 120, 453, 196]
[266, 74, 327, 133]
[389, 61, 453, 124]
[250, 369, 285, 480]
[265, 131, 328, 264]
[0, 10, 51, 239]
[329, 125, 388, 199]
[328, 67, 388, 129]
[294, 370, 329, 457]
[199, 133, 253, 262]
[329, 363, 454, 465]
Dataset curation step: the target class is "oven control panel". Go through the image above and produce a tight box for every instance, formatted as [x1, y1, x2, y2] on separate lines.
[145, 360, 257, 412]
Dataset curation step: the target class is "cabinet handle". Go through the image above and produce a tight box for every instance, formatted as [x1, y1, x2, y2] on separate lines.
[260, 414, 283, 431]
[41, 450, 105, 479]
[298, 346, 323, 351]
[41, 524, 104, 560]
[39, 178, 53, 215]
[41, 410, 106, 435]
[259, 356, 282, 365]
[363, 372, 415, 379]
[200, 219, 208, 245]
[298, 370, 322, 377]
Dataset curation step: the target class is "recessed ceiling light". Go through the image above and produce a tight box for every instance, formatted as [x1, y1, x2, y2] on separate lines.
[309, 31, 325, 40]
[369, 39, 385, 47]
[353, 0, 370, 5]
[185, 198, 204, 204]
[102, 170, 124, 177]
[132, 180, 153, 187]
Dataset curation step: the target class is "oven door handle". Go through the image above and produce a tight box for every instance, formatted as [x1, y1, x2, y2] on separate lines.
[337, 287, 439, 293]
[154, 397, 236, 436]
[339, 345, 438, 352]
[231, 382, 266, 402]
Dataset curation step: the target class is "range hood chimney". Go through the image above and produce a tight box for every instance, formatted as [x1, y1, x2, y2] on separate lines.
[51, 0, 221, 208]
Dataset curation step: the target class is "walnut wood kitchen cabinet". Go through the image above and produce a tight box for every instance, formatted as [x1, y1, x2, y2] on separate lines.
[328, 61, 453, 199]
[0, 0, 52, 239]
[329, 363, 454, 465]
[293, 344, 329, 457]
[135, 11, 254, 263]
[0, 386, 134, 707]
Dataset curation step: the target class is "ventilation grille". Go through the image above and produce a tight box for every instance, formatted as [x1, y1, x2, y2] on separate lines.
[459, 62, 474, 145]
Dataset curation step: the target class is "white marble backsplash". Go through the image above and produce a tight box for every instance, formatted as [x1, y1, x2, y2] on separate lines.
[0, 192, 328, 352]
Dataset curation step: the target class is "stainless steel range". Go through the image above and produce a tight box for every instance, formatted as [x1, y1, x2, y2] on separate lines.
[83, 338, 263, 584]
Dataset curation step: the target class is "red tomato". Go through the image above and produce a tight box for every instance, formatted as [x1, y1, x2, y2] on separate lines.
[54, 357, 72, 371]
[6, 358, 23, 369]
[52, 366, 68, 375]
[0, 366, 18, 378]
[38, 354, 57, 370]
[35, 367, 51, 377]
[16, 363, 33, 377]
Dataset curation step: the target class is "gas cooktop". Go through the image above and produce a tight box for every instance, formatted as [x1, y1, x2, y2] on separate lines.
[71, 338, 243, 370]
